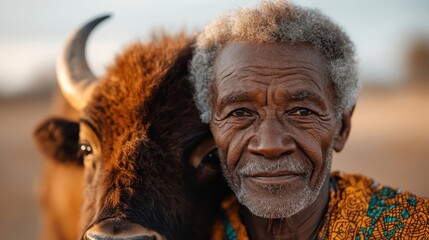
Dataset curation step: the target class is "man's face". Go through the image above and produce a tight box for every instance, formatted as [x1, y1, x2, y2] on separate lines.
[210, 41, 339, 218]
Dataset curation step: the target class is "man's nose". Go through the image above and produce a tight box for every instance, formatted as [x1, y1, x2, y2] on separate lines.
[247, 119, 296, 159]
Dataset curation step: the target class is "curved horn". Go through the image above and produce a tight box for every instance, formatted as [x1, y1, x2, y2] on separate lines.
[56, 14, 111, 111]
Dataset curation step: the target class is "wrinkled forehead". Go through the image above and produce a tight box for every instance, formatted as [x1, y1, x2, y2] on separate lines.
[213, 41, 329, 77]
[212, 41, 332, 98]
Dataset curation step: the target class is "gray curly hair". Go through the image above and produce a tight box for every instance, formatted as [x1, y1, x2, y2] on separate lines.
[189, 0, 359, 123]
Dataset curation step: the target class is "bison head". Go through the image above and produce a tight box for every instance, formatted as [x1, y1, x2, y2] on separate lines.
[34, 15, 229, 240]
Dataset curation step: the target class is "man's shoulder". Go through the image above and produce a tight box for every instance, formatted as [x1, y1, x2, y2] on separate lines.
[323, 172, 429, 239]
[330, 171, 429, 207]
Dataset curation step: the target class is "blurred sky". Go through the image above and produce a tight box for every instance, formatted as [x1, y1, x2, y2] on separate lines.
[1, 0, 429, 96]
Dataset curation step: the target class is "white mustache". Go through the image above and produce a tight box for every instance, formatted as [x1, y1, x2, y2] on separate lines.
[237, 157, 309, 176]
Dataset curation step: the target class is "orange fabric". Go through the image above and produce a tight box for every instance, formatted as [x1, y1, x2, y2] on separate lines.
[211, 172, 429, 239]
[318, 172, 429, 239]
[211, 196, 249, 240]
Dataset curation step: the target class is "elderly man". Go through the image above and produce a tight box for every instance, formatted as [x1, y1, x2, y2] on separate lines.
[189, 1, 429, 239]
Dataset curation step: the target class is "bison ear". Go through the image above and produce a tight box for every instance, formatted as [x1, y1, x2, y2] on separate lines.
[33, 117, 83, 166]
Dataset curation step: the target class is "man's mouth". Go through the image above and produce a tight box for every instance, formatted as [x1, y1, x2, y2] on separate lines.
[245, 171, 304, 185]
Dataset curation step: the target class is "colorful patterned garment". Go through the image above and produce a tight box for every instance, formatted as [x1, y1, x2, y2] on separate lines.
[211, 172, 429, 240]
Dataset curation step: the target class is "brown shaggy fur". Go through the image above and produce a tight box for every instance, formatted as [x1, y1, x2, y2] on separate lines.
[34, 34, 229, 240]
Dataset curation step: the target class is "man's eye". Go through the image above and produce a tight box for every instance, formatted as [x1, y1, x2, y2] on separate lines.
[80, 143, 93, 156]
[290, 108, 313, 116]
[230, 109, 252, 117]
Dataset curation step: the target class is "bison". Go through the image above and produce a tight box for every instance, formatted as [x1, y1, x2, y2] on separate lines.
[34, 15, 229, 240]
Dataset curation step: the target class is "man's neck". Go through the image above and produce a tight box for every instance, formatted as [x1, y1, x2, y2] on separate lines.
[239, 180, 330, 240]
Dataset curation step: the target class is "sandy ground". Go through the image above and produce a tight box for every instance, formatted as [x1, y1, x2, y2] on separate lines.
[0, 95, 50, 239]
[332, 84, 429, 197]
[0, 84, 428, 239]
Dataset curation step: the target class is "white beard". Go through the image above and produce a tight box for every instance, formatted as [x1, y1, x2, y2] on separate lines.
[220, 143, 333, 219]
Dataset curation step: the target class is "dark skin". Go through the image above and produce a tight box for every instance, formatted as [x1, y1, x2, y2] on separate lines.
[210, 41, 353, 239]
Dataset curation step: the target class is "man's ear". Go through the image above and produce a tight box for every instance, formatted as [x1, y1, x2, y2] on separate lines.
[333, 106, 355, 152]
[33, 117, 83, 166]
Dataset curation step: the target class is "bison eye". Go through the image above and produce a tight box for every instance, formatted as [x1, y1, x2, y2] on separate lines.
[201, 149, 220, 168]
[194, 148, 221, 185]
[79, 143, 93, 156]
